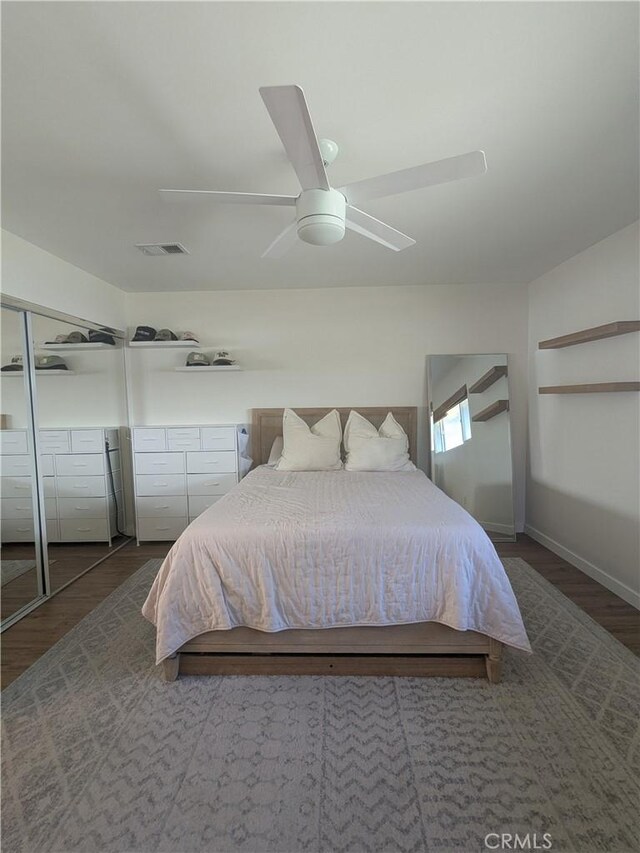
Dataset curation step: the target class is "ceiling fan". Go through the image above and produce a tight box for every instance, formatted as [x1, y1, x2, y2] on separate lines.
[160, 85, 487, 258]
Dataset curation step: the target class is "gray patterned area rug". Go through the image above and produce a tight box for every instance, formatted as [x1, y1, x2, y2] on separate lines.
[1, 558, 638, 853]
[0, 560, 36, 586]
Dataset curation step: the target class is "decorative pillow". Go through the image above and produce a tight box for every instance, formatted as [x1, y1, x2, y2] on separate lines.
[266, 436, 283, 466]
[344, 410, 416, 472]
[276, 409, 343, 471]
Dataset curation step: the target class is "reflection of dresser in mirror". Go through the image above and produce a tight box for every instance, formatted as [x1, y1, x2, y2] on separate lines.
[1, 427, 125, 545]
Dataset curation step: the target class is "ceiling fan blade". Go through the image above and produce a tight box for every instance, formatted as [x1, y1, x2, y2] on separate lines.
[159, 190, 297, 206]
[346, 206, 416, 252]
[340, 150, 487, 206]
[261, 221, 299, 259]
[259, 85, 330, 192]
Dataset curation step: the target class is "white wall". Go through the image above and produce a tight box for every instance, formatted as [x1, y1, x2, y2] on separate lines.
[1, 230, 126, 329]
[125, 283, 529, 528]
[527, 221, 640, 607]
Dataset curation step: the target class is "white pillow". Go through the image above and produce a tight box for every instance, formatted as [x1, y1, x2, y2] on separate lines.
[266, 436, 283, 467]
[276, 409, 343, 471]
[344, 410, 416, 472]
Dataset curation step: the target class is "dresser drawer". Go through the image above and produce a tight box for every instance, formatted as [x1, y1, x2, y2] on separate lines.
[60, 518, 109, 541]
[167, 437, 200, 451]
[57, 496, 109, 519]
[1, 498, 33, 519]
[186, 451, 236, 474]
[187, 472, 237, 496]
[1, 518, 58, 542]
[70, 429, 102, 453]
[0, 476, 54, 498]
[1, 455, 32, 477]
[136, 495, 188, 518]
[201, 427, 236, 452]
[0, 431, 28, 455]
[56, 454, 106, 477]
[136, 452, 185, 475]
[3, 454, 53, 477]
[137, 517, 187, 542]
[0, 497, 56, 520]
[56, 476, 107, 498]
[188, 495, 222, 518]
[133, 429, 166, 452]
[135, 474, 185, 496]
[39, 430, 70, 453]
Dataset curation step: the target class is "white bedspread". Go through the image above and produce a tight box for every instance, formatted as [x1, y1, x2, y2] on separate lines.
[142, 468, 531, 662]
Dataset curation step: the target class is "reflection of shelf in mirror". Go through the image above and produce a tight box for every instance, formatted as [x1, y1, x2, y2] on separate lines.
[468, 365, 507, 394]
[174, 366, 242, 372]
[4, 370, 76, 376]
[472, 399, 509, 421]
[539, 382, 640, 394]
[538, 321, 640, 349]
[40, 343, 115, 351]
[129, 341, 200, 348]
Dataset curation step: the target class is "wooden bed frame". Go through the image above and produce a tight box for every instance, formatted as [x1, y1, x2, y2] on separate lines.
[163, 406, 504, 683]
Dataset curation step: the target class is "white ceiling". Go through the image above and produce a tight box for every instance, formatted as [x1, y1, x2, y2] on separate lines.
[2, 1, 638, 292]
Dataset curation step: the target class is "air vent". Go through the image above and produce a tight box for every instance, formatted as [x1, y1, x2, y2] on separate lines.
[135, 242, 189, 256]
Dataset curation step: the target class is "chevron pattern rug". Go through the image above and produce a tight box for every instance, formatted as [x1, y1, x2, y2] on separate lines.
[1, 557, 638, 853]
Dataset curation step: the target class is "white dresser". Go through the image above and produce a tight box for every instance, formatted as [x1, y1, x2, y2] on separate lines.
[132, 425, 244, 542]
[1, 427, 122, 544]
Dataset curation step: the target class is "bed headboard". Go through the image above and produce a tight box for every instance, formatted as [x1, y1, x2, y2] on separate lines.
[251, 407, 418, 467]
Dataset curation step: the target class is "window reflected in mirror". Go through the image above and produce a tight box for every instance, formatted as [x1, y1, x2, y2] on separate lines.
[428, 354, 515, 542]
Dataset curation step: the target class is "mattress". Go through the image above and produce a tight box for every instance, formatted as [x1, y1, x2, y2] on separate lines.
[142, 467, 531, 663]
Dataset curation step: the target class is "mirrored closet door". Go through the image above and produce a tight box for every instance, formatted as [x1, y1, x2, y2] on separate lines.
[1, 300, 133, 629]
[1, 307, 46, 622]
[30, 314, 131, 594]
[428, 353, 516, 542]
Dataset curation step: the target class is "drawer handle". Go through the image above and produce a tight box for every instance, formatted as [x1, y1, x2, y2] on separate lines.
[74, 507, 91, 511]
[16, 527, 30, 532]
[76, 527, 92, 532]
[155, 504, 170, 509]
[152, 482, 169, 487]
[73, 485, 90, 489]
[141, 437, 159, 441]
[73, 463, 89, 467]
[152, 462, 168, 466]
[12, 463, 28, 468]
[206, 482, 220, 487]
[16, 484, 30, 490]
[156, 526, 170, 531]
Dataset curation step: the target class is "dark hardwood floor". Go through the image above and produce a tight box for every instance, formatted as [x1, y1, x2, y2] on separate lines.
[1, 534, 638, 689]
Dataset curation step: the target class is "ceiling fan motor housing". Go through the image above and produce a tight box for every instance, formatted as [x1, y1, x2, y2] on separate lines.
[296, 188, 346, 245]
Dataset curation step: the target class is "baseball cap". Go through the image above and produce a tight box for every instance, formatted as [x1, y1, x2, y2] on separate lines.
[35, 355, 68, 370]
[66, 331, 89, 344]
[132, 325, 156, 342]
[155, 329, 178, 341]
[89, 328, 116, 345]
[212, 350, 235, 366]
[185, 352, 211, 367]
[179, 331, 199, 342]
[1, 355, 23, 372]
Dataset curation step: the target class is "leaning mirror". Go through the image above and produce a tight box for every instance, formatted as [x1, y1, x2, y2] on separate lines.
[428, 354, 515, 542]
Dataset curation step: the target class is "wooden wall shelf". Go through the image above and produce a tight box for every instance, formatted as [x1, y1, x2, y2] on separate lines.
[538, 321, 640, 350]
[472, 400, 509, 422]
[539, 382, 640, 394]
[468, 365, 508, 394]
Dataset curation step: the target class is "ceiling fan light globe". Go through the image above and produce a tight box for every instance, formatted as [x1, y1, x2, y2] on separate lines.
[297, 218, 345, 245]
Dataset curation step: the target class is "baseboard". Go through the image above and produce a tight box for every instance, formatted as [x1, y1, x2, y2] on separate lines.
[524, 525, 640, 610]
[482, 522, 515, 536]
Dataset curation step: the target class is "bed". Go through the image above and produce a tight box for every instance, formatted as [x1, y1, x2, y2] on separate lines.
[142, 407, 530, 683]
